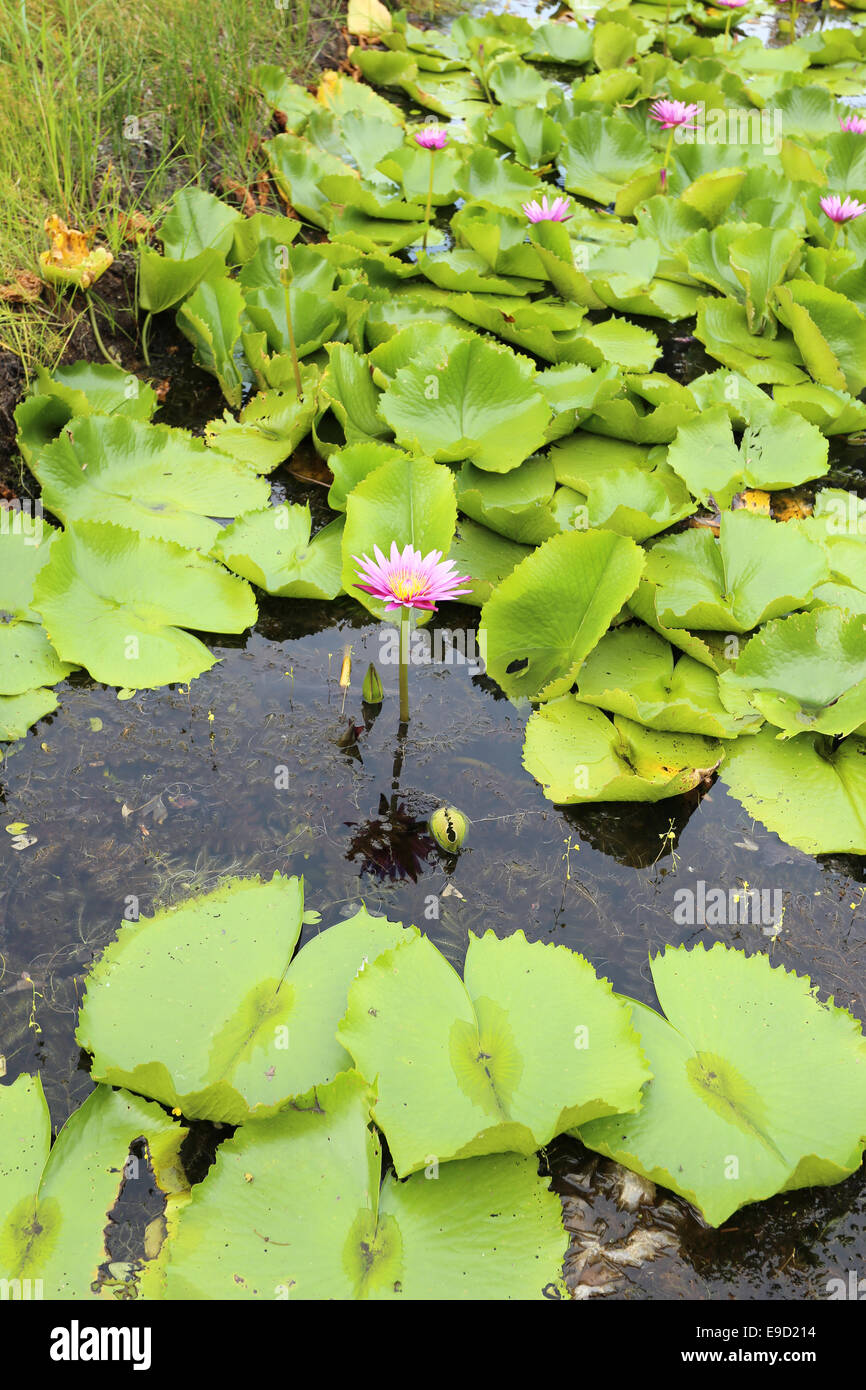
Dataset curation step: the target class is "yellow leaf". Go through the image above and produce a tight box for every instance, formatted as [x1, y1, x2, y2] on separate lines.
[39, 216, 113, 290]
[737, 489, 771, 516]
[5, 822, 28, 834]
[347, 0, 392, 37]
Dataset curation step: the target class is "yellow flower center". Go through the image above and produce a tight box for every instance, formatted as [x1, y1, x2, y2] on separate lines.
[390, 569, 425, 601]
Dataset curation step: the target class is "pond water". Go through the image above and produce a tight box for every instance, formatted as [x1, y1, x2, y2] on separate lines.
[2, 0, 866, 1303]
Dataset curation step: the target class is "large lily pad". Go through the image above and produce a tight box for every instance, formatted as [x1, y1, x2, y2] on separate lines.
[158, 1071, 567, 1299]
[0, 1074, 186, 1296]
[338, 930, 649, 1176]
[522, 700, 723, 804]
[720, 726, 866, 854]
[33, 522, 256, 689]
[0, 526, 73, 698]
[666, 402, 829, 509]
[34, 416, 268, 550]
[719, 608, 866, 739]
[480, 529, 645, 702]
[639, 512, 828, 633]
[580, 944, 866, 1227]
[212, 506, 344, 600]
[77, 877, 410, 1123]
[576, 624, 762, 737]
[379, 336, 552, 473]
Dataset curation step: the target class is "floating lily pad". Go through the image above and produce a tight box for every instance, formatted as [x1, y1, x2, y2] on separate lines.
[522, 701, 723, 804]
[719, 608, 866, 739]
[640, 512, 828, 634]
[0, 1073, 186, 1295]
[35, 416, 268, 550]
[480, 528, 645, 703]
[158, 1070, 567, 1299]
[666, 402, 829, 509]
[576, 624, 762, 737]
[212, 506, 345, 600]
[580, 944, 866, 1226]
[379, 336, 552, 473]
[33, 521, 256, 688]
[338, 930, 649, 1176]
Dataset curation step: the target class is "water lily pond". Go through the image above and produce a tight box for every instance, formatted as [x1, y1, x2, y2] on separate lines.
[2, 0, 866, 1303]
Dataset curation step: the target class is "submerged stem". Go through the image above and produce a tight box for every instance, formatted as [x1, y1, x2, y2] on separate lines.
[399, 612, 410, 724]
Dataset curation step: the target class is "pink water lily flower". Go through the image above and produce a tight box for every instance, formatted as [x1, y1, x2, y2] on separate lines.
[820, 194, 866, 224]
[415, 126, 448, 151]
[714, 0, 749, 7]
[522, 194, 572, 223]
[840, 113, 866, 134]
[649, 99, 700, 130]
[354, 543, 471, 612]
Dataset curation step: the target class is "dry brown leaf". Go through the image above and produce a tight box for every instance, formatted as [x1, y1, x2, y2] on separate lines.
[0, 271, 42, 303]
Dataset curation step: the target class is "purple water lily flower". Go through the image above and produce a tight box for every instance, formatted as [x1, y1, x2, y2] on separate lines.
[415, 126, 448, 151]
[522, 195, 573, 223]
[649, 99, 700, 130]
[820, 194, 866, 224]
[354, 543, 471, 613]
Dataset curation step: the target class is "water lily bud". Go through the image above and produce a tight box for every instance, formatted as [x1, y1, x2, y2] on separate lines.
[362, 662, 384, 705]
[429, 806, 469, 853]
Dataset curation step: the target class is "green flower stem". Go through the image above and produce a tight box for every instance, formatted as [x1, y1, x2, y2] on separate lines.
[829, 222, 840, 253]
[280, 269, 304, 401]
[140, 310, 153, 368]
[86, 293, 120, 367]
[663, 0, 671, 57]
[724, 11, 733, 49]
[789, 0, 798, 38]
[399, 611, 410, 724]
[661, 127, 676, 190]
[422, 149, 437, 253]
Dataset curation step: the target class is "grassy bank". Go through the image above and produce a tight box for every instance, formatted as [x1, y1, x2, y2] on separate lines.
[0, 0, 353, 376]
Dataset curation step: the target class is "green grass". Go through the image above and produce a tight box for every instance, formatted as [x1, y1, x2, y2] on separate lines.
[0, 0, 347, 374]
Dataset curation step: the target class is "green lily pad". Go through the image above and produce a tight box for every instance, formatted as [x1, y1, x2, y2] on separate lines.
[0, 687, 59, 741]
[77, 883, 417, 1123]
[158, 1070, 567, 1300]
[640, 511, 828, 634]
[177, 276, 247, 407]
[0, 1074, 186, 1295]
[212, 506, 345, 600]
[338, 930, 649, 1176]
[694, 296, 806, 386]
[523, 699, 723, 804]
[576, 624, 762, 737]
[580, 944, 866, 1227]
[559, 111, 656, 205]
[139, 188, 241, 313]
[446, 519, 532, 606]
[775, 280, 866, 396]
[205, 380, 319, 472]
[666, 401, 829, 508]
[33, 521, 256, 689]
[379, 336, 552, 473]
[34, 416, 268, 550]
[719, 608, 866, 739]
[0, 526, 73, 697]
[720, 724, 866, 854]
[480, 528, 645, 702]
[456, 457, 560, 545]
